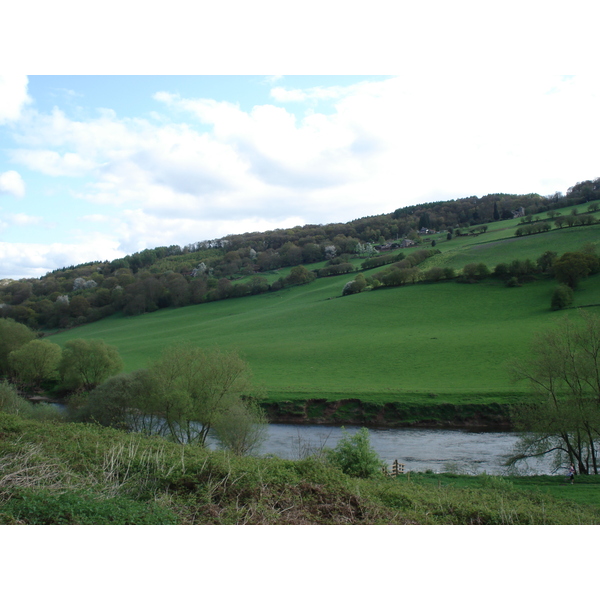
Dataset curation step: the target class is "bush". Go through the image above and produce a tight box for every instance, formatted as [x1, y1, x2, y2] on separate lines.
[342, 274, 367, 296]
[326, 428, 384, 478]
[361, 253, 403, 270]
[284, 265, 316, 286]
[213, 400, 268, 456]
[551, 285, 574, 311]
[0, 381, 63, 421]
[0, 381, 27, 414]
[458, 263, 490, 283]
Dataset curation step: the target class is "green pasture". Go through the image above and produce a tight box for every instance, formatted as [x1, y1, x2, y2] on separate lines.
[50, 261, 600, 403]
[430, 223, 600, 272]
[421, 203, 599, 271]
[48, 200, 600, 405]
[406, 472, 600, 510]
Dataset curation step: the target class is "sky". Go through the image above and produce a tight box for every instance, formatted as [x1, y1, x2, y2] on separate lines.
[1, 3, 599, 282]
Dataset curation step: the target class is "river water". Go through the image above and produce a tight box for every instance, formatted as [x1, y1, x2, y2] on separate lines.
[212, 424, 554, 475]
[50, 402, 552, 474]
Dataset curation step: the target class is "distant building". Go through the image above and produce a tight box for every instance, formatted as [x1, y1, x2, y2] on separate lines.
[511, 207, 525, 218]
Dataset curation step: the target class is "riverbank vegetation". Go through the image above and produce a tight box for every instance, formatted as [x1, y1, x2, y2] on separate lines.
[1, 413, 600, 524]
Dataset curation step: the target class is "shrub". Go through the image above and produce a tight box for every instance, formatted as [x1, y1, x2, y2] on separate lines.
[381, 267, 417, 287]
[285, 265, 316, 286]
[494, 263, 510, 280]
[326, 428, 384, 478]
[342, 274, 367, 296]
[0, 381, 63, 421]
[361, 254, 401, 270]
[423, 267, 445, 282]
[0, 381, 27, 415]
[551, 285, 574, 311]
[213, 400, 268, 456]
[459, 263, 490, 283]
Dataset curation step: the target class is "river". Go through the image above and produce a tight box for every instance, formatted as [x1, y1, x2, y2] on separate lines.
[207, 424, 555, 475]
[50, 403, 553, 474]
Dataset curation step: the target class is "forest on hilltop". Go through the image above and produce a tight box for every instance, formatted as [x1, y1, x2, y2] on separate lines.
[1, 177, 599, 330]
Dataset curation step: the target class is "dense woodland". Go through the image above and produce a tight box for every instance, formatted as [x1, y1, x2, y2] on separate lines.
[2, 177, 600, 330]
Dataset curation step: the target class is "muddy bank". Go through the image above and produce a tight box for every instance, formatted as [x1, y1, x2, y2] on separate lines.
[261, 398, 514, 430]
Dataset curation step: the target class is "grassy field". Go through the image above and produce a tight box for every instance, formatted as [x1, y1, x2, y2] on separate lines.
[49, 266, 600, 404]
[403, 471, 600, 512]
[46, 199, 600, 405]
[428, 222, 600, 272]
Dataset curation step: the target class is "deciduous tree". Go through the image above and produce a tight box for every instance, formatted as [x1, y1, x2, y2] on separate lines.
[0, 318, 36, 376]
[59, 339, 123, 391]
[553, 251, 599, 289]
[508, 312, 600, 474]
[213, 399, 268, 455]
[9, 339, 62, 389]
[550, 285, 574, 311]
[147, 345, 259, 446]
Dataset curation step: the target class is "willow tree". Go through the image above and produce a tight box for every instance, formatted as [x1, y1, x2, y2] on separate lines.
[59, 339, 123, 391]
[508, 311, 600, 474]
[9, 339, 62, 390]
[0, 318, 36, 376]
[147, 345, 261, 447]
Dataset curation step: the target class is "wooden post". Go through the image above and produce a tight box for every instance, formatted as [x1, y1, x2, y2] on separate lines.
[389, 460, 406, 477]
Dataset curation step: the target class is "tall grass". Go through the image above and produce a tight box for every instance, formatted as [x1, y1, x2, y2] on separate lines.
[2, 414, 599, 524]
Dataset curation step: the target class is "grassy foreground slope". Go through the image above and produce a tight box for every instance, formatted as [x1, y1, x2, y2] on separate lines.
[2, 414, 599, 525]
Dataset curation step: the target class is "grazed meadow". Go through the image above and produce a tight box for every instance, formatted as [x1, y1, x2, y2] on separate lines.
[49, 204, 600, 407]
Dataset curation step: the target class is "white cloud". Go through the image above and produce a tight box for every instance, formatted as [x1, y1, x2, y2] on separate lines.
[0, 238, 125, 280]
[270, 85, 349, 103]
[4, 74, 600, 280]
[263, 75, 284, 86]
[113, 209, 307, 255]
[0, 170, 25, 198]
[269, 88, 308, 103]
[10, 150, 97, 177]
[78, 214, 112, 223]
[6, 213, 44, 226]
[0, 75, 30, 124]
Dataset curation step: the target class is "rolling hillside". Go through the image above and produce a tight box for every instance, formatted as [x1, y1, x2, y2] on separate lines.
[49, 205, 600, 405]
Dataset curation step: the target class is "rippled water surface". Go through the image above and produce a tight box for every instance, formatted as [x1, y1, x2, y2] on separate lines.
[232, 424, 554, 475]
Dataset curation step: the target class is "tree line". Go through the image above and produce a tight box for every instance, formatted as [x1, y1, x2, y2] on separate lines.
[515, 203, 599, 237]
[2, 176, 600, 330]
[341, 244, 600, 313]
